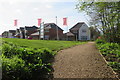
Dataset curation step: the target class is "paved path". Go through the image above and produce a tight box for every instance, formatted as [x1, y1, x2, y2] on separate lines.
[53, 42, 118, 78]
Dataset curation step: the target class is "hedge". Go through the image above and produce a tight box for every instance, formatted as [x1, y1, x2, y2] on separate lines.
[1, 41, 55, 80]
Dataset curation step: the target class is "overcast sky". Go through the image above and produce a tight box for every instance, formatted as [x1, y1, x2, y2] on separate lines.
[0, 0, 90, 34]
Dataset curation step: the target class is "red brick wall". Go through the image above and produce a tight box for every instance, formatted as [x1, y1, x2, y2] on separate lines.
[44, 28, 63, 40]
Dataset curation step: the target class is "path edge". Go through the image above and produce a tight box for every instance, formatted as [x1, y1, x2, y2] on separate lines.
[97, 48, 119, 80]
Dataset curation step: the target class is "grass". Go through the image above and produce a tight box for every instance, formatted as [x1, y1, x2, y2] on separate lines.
[2, 38, 85, 51]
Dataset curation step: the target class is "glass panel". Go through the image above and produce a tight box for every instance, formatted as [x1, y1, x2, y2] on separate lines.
[81, 36, 87, 40]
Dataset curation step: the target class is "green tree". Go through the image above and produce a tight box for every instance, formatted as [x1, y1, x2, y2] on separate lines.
[76, 1, 120, 43]
[89, 26, 100, 40]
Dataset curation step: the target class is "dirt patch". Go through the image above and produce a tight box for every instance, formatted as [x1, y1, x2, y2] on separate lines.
[53, 42, 118, 79]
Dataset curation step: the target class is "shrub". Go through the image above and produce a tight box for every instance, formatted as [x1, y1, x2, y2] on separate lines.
[96, 40, 120, 77]
[108, 62, 120, 71]
[1, 41, 55, 80]
[2, 56, 29, 80]
[96, 39, 106, 44]
[97, 43, 120, 57]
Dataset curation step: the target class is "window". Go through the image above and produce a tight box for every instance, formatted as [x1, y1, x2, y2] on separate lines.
[81, 36, 87, 40]
[82, 29, 86, 33]
[45, 35, 49, 40]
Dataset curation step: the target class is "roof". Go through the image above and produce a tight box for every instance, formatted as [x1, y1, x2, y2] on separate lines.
[9, 30, 16, 33]
[19, 26, 38, 30]
[25, 26, 38, 30]
[44, 23, 63, 31]
[31, 32, 39, 36]
[66, 32, 75, 36]
[70, 22, 85, 31]
[19, 27, 25, 31]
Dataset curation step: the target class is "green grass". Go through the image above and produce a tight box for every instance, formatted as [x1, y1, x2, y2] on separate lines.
[2, 38, 85, 51]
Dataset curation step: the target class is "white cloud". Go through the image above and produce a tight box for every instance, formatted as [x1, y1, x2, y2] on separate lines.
[45, 5, 53, 8]
[16, 9, 23, 15]
[33, 8, 39, 11]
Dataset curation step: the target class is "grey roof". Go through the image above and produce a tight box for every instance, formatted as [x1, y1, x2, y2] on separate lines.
[19, 26, 38, 31]
[25, 26, 38, 30]
[9, 30, 16, 33]
[19, 27, 25, 30]
[66, 32, 75, 36]
[44, 23, 63, 31]
[70, 22, 85, 31]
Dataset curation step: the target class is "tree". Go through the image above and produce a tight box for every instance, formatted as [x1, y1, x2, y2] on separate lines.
[76, 1, 120, 43]
[89, 26, 100, 40]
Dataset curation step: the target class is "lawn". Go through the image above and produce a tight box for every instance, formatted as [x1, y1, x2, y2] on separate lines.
[1, 38, 86, 79]
[2, 38, 85, 51]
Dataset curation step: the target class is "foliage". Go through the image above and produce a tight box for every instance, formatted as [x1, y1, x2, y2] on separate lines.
[1, 41, 55, 80]
[1, 39, 84, 80]
[96, 38, 106, 44]
[96, 39, 120, 77]
[108, 62, 120, 71]
[89, 27, 100, 40]
[76, 1, 120, 43]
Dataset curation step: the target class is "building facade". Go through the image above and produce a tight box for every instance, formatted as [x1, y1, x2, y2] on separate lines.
[69, 22, 90, 40]
[30, 23, 64, 40]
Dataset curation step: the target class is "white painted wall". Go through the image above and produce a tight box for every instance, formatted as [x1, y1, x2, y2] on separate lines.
[78, 23, 90, 40]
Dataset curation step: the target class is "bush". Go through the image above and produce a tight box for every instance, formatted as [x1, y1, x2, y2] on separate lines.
[96, 39, 120, 77]
[96, 39, 106, 44]
[108, 62, 120, 71]
[97, 43, 120, 58]
[1, 41, 55, 80]
[2, 56, 29, 80]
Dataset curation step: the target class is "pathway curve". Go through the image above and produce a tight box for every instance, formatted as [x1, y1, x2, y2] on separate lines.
[53, 42, 118, 79]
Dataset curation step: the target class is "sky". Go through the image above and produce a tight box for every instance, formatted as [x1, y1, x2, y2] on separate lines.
[0, 0, 90, 34]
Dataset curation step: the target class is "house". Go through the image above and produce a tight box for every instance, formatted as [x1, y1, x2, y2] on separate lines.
[44, 23, 64, 40]
[2, 30, 16, 38]
[8, 30, 16, 38]
[65, 32, 75, 41]
[25, 26, 38, 38]
[69, 22, 90, 40]
[2, 31, 9, 38]
[15, 28, 22, 38]
[15, 27, 26, 39]
[30, 32, 39, 40]
[15, 26, 38, 39]
[30, 23, 64, 40]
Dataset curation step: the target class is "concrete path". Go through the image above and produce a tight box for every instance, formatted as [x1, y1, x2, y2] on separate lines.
[53, 42, 118, 79]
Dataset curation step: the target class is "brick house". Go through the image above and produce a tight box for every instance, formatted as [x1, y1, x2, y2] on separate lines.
[44, 23, 64, 40]
[30, 23, 64, 40]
